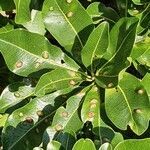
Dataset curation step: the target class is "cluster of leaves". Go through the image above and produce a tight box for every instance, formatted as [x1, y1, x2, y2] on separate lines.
[0, 0, 150, 149]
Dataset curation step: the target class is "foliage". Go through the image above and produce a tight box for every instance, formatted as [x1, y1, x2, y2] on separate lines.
[0, 0, 150, 149]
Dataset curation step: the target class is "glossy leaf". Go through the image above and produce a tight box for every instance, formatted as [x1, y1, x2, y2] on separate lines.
[0, 82, 34, 113]
[47, 140, 62, 150]
[2, 88, 74, 150]
[140, 4, 150, 28]
[0, 23, 14, 34]
[82, 22, 109, 72]
[81, 86, 101, 134]
[0, 114, 9, 127]
[105, 73, 150, 135]
[14, 0, 31, 24]
[137, 47, 150, 67]
[51, 92, 86, 132]
[23, 10, 46, 35]
[72, 138, 96, 150]
[99, 143, 112, 150]
[42, 87, 89, 147]
[95, 17, 138, 88]
[131, 36, 150, 60]
[81, 86, 123, 147]
[0, 29, 80, 77]
[42, 0, 94, 60]
[33, 147, 44, 150]
[86, 2, 119, 24]
[142, 73, 150, 98]
[35, 68, 84, 97]
[114, 138, 150, 150]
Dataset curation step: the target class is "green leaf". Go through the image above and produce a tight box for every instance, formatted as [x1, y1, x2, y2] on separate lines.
[35, 68, 84, 97]
[53, 131, 76, 150]
[135, 36, 150, 67]
[0, 29, 80, 77]
[14, 0, 31, 24]
[42, 0, 94, 61]
[0, 0, 15, 11]
[0, 114, 9, 127]
[86, 2, 119, 24]
[81, 86, 101, 134]
[33, 147, 44, 150]
[23, 10, 46, 35]
[0, 23, 14, 34]
[51, 92, 86, 132]
[82, 22, 109, 72]
[105, 73, 150, 135]
[140, 4, 150, 28]
[95, 17, 138, 88]
[132, 0, 150, 5]
[42, 87, 89, 148]
[142, 73, 150, 99]
[2, 88, 74, 150]
[0, 82, 34, 113]
[114, 138, 150, 150]
[47, 140, 62, 150]
[131, 36, 150, 60]
[72, 138, 96, 150]
[81, 86, 123, 148]
[99, 143, 112, 150]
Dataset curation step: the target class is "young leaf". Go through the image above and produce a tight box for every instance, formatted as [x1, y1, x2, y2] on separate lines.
[105, 73, 150, 135]
[2, 88, 74, 150]
[72, 138, 96, 150]
[0, 82, 34, 113]
[0, 29, 80, 77]
[35, 68, 84, 97]
[82, 22, 109, 72]
[114, 138, 150, 150]
[14, 0, 31, 24]
[42, 0, 94, 61]
[95, 17, 138, 88]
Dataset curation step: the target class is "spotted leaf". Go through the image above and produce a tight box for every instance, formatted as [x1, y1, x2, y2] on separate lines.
[0, 29, 80, 77]
[0, 82, 34, 113]
[35, 68, 85, 97]
[2, 87, 75, 150]
[42, 0, 94, 62]
[105, 72, 150, 135]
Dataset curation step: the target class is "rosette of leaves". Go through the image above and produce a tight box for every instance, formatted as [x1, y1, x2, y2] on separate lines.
[0, 0, 150, 150]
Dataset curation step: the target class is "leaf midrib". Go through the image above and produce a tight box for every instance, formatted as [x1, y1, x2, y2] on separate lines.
[55, 0, 83, 48]
[91, 24, 107, 72]
[97, 23, 136, 73]
[0, 38, 78, 73]
[37, 76, 81, 94]
[118, 85, 137, 128]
